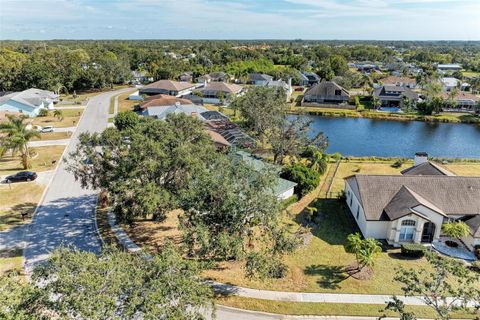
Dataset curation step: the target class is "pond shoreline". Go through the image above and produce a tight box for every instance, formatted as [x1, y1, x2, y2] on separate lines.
[289, 108, 480, 125]
[296, 115, 480, 159]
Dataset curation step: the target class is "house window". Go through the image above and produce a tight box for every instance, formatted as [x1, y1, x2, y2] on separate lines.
[334, 89, 341, 96]
[399, 219, 416, 241]
[350, 197, 353, 207]
[356, 207, 360, 219]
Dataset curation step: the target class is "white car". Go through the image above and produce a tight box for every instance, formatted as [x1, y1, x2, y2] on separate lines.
[40, 126, 54, 133]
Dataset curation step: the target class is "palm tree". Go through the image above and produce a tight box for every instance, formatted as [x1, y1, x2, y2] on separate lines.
[0, 115, 41, 169]
[345, 233, 381, 271]
[53, 109, 64, 120]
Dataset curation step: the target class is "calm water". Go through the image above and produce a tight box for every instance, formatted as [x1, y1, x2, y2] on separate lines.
[303, 116, 480, 158]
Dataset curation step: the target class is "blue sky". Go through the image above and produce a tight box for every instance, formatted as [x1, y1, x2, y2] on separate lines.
[0, 0, 479, 40]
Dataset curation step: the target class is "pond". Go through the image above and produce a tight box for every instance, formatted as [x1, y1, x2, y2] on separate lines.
[303, 116, 480, 158]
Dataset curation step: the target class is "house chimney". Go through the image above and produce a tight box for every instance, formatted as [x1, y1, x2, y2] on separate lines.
[414, 152, 428, 166]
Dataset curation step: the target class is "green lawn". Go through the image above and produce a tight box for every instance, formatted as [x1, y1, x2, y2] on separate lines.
[329, 160, 410, 194]
[31, 108, 84, 128]
[0, 145, 65, 176]
[33, 131, 71, 141]
[0, 183, 44, 231]
[0, 248, 24, 276]
[217, 296, 478, 319]
[205, 198, 431, 294]
[117, 91, 139, 113]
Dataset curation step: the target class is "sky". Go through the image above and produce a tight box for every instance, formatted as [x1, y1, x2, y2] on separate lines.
[0, 0, 479, 40]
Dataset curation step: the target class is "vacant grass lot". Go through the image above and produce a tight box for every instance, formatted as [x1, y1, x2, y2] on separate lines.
[31, 108, 84, 128]
[60, 85, 130, 104]
[0, 182, 44, 231]
[217, 296, 478, 319]
[0, 145, 65, 176]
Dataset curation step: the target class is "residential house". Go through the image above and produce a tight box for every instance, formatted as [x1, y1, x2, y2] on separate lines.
[233, 151, 297, 200]
[382, 76, 417, 89]
[142, 102, 209, 120]
[302, 81, 350, 106]
[179, 72, 193, 82]
[204, 120, 255, 148]
[300, 71, 321, 86]
[439, 91, 480, 112]
[0, 88, 58, 117]
[441, 77, 460, 92]
[197, 72, 232, 83]
[139, 80, 197, 97]
[131, 70, 153, 84]
[355, 63, 380, 74]
[139, 94, 193, 112]
[265, 79, 293, 101]
[205, 129, 231, 150]
[344, 153, 480, 249]
[437, 64, 462, 72]
[195, 82, 244, 105]
[248, 73, 273, 86]
[373, 85, 418, 108]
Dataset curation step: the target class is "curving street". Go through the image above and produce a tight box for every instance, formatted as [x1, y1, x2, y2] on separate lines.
[22, 88, 131, 273]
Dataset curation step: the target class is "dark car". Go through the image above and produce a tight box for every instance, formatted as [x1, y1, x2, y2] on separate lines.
[4, 171, 37, 183]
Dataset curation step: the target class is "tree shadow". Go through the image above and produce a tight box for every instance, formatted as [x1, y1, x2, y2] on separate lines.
[294, 199, 359, 246]
[304, 264, 351, 290]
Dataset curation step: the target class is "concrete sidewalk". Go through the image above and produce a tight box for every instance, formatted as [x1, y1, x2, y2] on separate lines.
[28, 139, 70, 147]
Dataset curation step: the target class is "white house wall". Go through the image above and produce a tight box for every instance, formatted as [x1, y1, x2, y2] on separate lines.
[462, 234, 480, 251]
[345, 182, 368, 237]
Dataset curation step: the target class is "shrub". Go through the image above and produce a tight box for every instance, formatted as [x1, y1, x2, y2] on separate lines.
[245, 252, 288, 280]
[38, 108, 49, 117]
[470, 261, 480, 273]
[474, 245, 480, 259]
[401, 243, 426, 258]
[391, 159, 404, 168]
[281, 163, 320, 196]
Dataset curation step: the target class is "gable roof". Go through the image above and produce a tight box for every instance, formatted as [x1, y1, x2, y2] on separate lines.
[439, 91, 480, 102]
[145, 104, 208, 120]
[374, 85, 418, 100]
[465, 215, 480, 238]
[345, 175, 480, 221]
[249, 73, 273, 82]
[142, 80, 196, 92]
[401, 161, 455, 176]
[0, 88, 57, 110]
[382, 76, 416, 85]
[198, 82, 243, 94]
[383, 185, 446, 221]
[304, 81, 349, 97]
[233, 151, 297, 196]
[140, 94, 192, 109]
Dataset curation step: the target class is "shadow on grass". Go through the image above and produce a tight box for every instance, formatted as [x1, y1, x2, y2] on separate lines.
[304, 264, 351, 290]
[387, 252, 423, 261]
[295, 199, 359, 246]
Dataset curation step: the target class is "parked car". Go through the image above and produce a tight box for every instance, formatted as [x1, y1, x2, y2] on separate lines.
[4, 171, 38, 183]
[40, 126, 54, 133]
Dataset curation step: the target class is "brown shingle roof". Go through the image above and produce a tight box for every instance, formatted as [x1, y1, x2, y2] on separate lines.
[401, 161, 455, 176]
[346, 175, 480, 221]
[140, 94, 192, 109]
[439, 91, 480, 102]
[143, 80, 196, 92]
[198, 82, 243, 94]
[382, 76, 416, 85]
[304, 81, 349, 97]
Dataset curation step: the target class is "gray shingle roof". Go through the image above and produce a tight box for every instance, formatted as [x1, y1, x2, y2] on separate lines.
[401, 162, 455, 176]
[249, 73, 273, 82]
[304, 81, 349, 97]
[346, 175, 480, 221]
[143, 80, 196, 92]
[465, 215, 480, 238]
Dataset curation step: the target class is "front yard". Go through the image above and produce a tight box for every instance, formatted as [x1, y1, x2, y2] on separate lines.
[31, 108, 84, 128]
[0, 182, 44, 231]
[0, 145, 65, 176]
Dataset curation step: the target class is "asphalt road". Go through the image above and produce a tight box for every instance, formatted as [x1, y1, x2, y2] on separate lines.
[23, 88, 130, 273]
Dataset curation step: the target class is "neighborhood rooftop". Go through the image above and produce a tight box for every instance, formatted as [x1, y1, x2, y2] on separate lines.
[346, 175, 480, 221]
